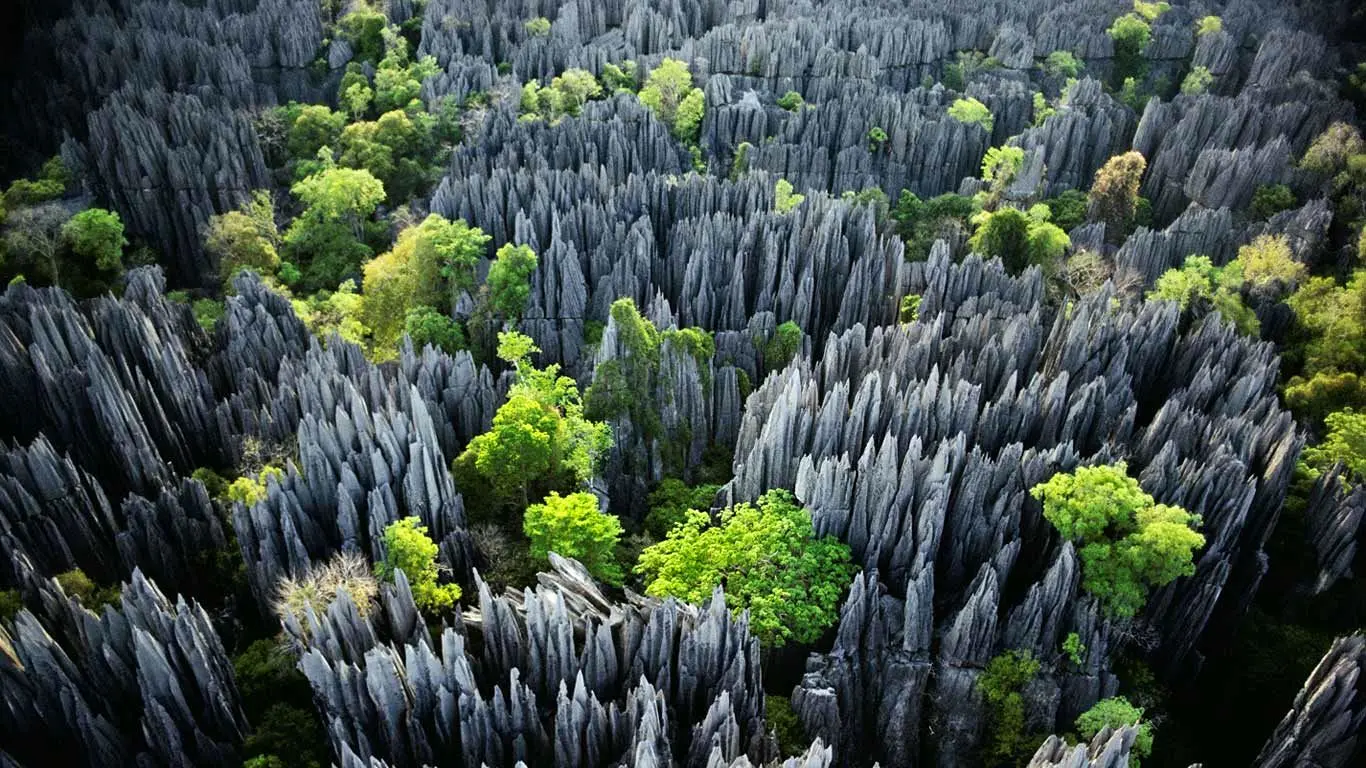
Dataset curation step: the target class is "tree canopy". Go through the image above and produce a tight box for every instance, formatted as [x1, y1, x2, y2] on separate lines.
[523, 491, 624, 584]
[635, 489, 856, 647]
[375, 517, 462, 613]
[1031, 463, 1205, 618]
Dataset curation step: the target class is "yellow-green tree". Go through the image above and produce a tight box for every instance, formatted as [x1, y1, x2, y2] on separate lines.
[523, 491, 624, 584]
[375, 517, 462, 613]
[639, 58, 705, 142]
[206, 191, 280, 284]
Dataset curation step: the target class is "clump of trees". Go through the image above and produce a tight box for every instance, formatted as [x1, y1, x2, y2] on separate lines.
[206, 191, 281, 285]
[978, 650, 1041, 763]
[639, 58, 706, 146]
[521, 68, 605, 122]
[1030, 463, 1205, 619]
[635, 489, 855, 647]
[891, 190, 979, 261]
[1075, 696, 1154, 766]
[1148, 255, 1258, 335]
[968, 204, 1070, 275]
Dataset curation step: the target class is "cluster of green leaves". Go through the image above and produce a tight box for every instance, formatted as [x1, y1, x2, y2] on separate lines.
[977, 650, 1042, 764]
[1076, 696, 1154, 766]
[867, 126, 889, 151]
[2, 173, 127, 294]
[360, 214, 489, 356]
[2, 156, 69, 210]
[1148, 255, 1257, 335]
[1301, 409, 1366, 479]
[523, 491, 624, 583]
[523, 16, 551, 37]
[234, 637, 329, 768]
[891, 190, 980, 261]
[1043, 50, 1082, 79]
[1031, 463, 1205, 619]
[226, 466, 285, 507]
[291, 279, 370, 346]
[968, 204, 1071, 275]
[981, 145, 1025, 206]
[1063, 631, 1087, 666]
[776, 90, 804, 111]
[206, 190, 282, 285]
[762, 320, 804, 371]
[645, 478, 721, 539]
[1195, 15, 1222, 37]
[1032, 91, 1057, 127]
[639, 58, 706, 146]
[1044, 189, 1089, 232]
[635, 489, 856, 647]
[376, 517, 463, 612]
[1108, 10, 1153, 87]
[947, 97, 993, 132]
[282, 162, 387, 291]
[942, 51, 1001, 91]
[765, 695, 810, 758]
[520, 68, 606, 122]
[1283, 271, 1366, 422]
[899, 294, 922, 323]
[1180, 66, 1214, 95]
[1250, 183, 1297, 221]
[774, 178, 805, 213]
[456, 332, 611, 507]
[55, 568, 122, 612]
[600, 61, 640, 93]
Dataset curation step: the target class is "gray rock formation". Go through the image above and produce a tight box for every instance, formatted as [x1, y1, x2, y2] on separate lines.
[1253, 634, 1366, 768]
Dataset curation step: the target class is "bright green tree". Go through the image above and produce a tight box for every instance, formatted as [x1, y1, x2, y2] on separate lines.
[485, 243, 538, 319]
[1196, 15, 1222, 36]
[1075, 696, 1154, 766]
[1108, 13, 1152, 86]
[639, 58, 706, 142]
[375, 517, 462, 612]
[1236, 234, 1304, 289]
[62, 208, 126, 273]
[1148, 255, 1259, 335]
[891, 191, 980, 261]
[524, 17, 551, 37]
[948, 97, 993, 132]
[1030, 464, 1205, 618]
[1181, 66, 1214, 95]
[968, 205, 1069, 274]
[646, 478, 721, 539]
[1044, 50, 1082, 78]
[283, 166, 386, 290]
[775, 178, 804, 214]
[404, 306, 466, 354]
[764, 320, 804, 370]
[338, 8, 387, 63]
[455, 332, 610, 505]
[635, 489, 856, 647]
[1045, 189, 1090, 231]
[1301, 409, 1366, 478]
[777, 91, 803, 111]
[287, 104, 346, 161]
[523, 491, 624, 584]
[206, 191, 279, 284]
[1283, 271, 1366, 420]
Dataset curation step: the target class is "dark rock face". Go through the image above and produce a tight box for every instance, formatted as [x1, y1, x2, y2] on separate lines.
[1253, 634, 1366, 768]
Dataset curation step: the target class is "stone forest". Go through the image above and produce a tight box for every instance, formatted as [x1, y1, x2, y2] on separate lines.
[0, 0, 1364, 767]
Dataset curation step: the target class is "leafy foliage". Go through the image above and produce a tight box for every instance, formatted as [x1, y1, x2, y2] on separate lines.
[1249, 184, 1297, 220]
[1043, 50, 1082, 78]
[766, 695, 810, 757]
[524, 17, 551, 37]
[1045, 189, 1089, 231]
[947, 97, 993, 132]
[1237, 234, 1304, 289]
[62, 208, 126, 273]
[867, 126, 889, 151]
[485, 243, 538, 319]
[639, 58, 705, 143]
[376, 517, 462, 613]
[645, 478, 721, 539]
[1076, 696, 1154, 766]
[226, 466, 284, 507]
[777, 91, 804, 111]
[635, 489, 856, 647]
[1300, 122, 1364, 175]
[978, 650, 1042, 764]
[0, 589, 21, 622]
[968, 205, 1070, 274]
[775, 178, 804, 214]
[1063, 632, 1086, 666]
[338, 8, 387, 63]
[206, 191, 280, 284]
[1196, 15, 1222, 36]
[763, 320, 804, 370]
[891, 191, 979, 261]
[55, 568, 121, 612]
[1301, 409, 1366, 478]
[456, 332, 610, 505]
[283, 166, 386, 291]
[1031, 464, 1205, 618]
[523, 491, 624, 584]
[1108, 13, 1152, 86]
[404, 306, 465, 354]
[1180, 66, 1213, 95]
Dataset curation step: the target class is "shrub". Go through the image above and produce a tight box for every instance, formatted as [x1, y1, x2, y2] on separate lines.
[273, 551, 378, 627]
[947, 98, 993, 132]
[645, 478, 720, 539]
[376, 517, 462, 613]
[62, 208, 127, 273]
[1196, 15, 1222, 37]
[1045, 189, 1089, 231]
[1132, 1, 1170, 22]
[766, 695, 810, 757]
[899, 294, 922, 323]
[635, 489, 856, 647]
[1249, 184, 1297, 220]
[978, 650, 1042, 763]
[1108, 14, 1152, 86]
[1063, 632, 1087, 666]
[1089, 151, 1147, 239]
[1236, 234, 1304, 289]
[1180, 66, 1213, 95]
[777, 91, 803, 111]
[764, 320, 804, 369]
[1033, 91, 1057, 126]
[892, 191, 980, 261]
[1044, 50, 1082, 78]
[867, 126, 889, 151]
[1300, 122, 1364, 175]
[524, 17, 551, 37]
[523, 491, 624, 584]
[1031, 464, 1204, 618]
[639, 58, 706, 143]
[775, 178, 804, 214]
[55, 569, 121, 612]
[1301, 409, 1366, 478]
[338, 9, 387, 63]
[1075, 696, 1154, 766]
[404, 306, 465, 354]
